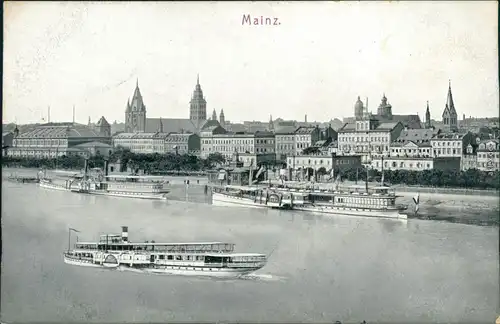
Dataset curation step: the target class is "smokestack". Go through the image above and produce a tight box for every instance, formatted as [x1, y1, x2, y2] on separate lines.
[121, 226, 129, 243]
[104, 160, 109, 177]
[84, 158, 89, 175]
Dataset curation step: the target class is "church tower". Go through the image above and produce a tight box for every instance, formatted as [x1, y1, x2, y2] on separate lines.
[219, 109, 226, 128]
[354, 96, 364, 120]
[425, 101, 431, 128]
[268, 114, 274, 131]
[441, 80, 458, 132]
[189, 74, 207, 123]
[377, 94, 393, 119]
[211, 109, 217, 121]
[125, 79, 147, 133]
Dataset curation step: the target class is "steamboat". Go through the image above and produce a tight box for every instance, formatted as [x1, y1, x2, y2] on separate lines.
[276, 184, 408, 219]
[212, 185, 293, 209]
[211, 163, 293, 210]
[275, 166, 409, 219]
[39, 160, 170, 200]
[63, 226, 267, 278]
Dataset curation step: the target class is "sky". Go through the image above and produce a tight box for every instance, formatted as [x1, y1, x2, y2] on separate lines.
[3, 1, 499, 125]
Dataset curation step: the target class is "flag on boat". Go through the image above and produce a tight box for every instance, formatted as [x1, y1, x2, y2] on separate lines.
[69, 227, 80, 233]
[413, 193, 420, 214]
[255, 166, 265, 179]
[412, 193, 420, 205]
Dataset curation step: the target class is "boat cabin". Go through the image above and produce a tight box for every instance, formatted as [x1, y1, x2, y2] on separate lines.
[74, 241, 235, 254]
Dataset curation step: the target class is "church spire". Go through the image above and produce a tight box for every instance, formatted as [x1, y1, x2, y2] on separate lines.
[425, 101, 431, 128]
[212, 109, 217, 120]
[446, 79, 456, 114]
[197, 73, 199, 85]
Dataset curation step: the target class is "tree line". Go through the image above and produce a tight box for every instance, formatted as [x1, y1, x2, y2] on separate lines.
[3, 148, 498, 189]
[2, 147, 227, 173]
[320, 167, 499, 190]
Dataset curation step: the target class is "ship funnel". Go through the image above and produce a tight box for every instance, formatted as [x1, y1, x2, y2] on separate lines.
[121, 226, 129, 243]
[104, 160, 109, 177]
[84, 158, 89, 175]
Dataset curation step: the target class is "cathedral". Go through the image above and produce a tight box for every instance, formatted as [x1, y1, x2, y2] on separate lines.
[124, 76, 223, 134]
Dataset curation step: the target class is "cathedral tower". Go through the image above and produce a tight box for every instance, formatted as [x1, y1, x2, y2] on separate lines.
[125, 79, 147, 133]
[377, 94, 393, 119]
[219, 109, 226, 127]
[212, 109, 217, 121]
[354, 96, 364, 120]
[441, 80, 458, 132]
[189, 74, 207, 122]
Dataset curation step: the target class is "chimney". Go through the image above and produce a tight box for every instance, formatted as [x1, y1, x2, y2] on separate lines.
[104, 159, 109, 176]
[84, 158, 89, 175]
[121, 226, 129, 243]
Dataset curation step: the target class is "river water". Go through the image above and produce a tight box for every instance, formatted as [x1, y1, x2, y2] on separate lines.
[1, 177, 499, 323]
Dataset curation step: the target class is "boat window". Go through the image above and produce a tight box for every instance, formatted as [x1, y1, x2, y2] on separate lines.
[175, 255, 182, 261]
[167, 255, 173, 260]
[159, 255, 165, 260]
[186, 255, 192, 261]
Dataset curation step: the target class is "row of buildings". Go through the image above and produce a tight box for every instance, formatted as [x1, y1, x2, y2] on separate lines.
[3, 78, 498, 175]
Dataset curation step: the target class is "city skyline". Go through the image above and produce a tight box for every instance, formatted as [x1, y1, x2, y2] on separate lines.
[4, 1, 498, 124]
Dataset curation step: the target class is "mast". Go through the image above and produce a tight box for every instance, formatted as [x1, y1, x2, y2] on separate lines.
[381, 156, 385, 186]
[68, 228, 71, 252]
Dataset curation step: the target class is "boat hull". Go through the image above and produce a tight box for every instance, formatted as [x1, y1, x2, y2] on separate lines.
[212, 192, 270, 209]
[39, 181, 71, 191]
[63, 256, 260, 278]
[87, 190, 168, 200]
[294, 204, 407, 219]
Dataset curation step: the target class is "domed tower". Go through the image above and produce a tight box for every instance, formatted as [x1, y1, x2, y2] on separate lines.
[268, 114, 274, 131]
[189, 74, 207, 122]
[219, 109, 226, 127]
[354, 96, 364, 120]
[377, 94, 393, 119]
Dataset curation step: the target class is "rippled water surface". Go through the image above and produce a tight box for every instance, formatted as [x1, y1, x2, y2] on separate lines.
[1, 178, 499, 323]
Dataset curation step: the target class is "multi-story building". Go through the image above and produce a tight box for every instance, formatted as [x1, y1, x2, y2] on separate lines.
[2, 131, 14, 156]
[338, 118, 404, 164]
[7, 121, 112, 159]
[430, 131, 475, 169]
[274, 126, 297, 163]
[200, 131, 275, 160]
[390, 127, 440, 158]
[462, 143, 477, 170]
[287, 154, 362, 173]
[294, 126, 321, 154]
[370, 156, 461, 172]
[164, 133, 200, 155]
[113, 132, 200, 155]
[476, 139, 499, 171]
[112, 132, 170, 154]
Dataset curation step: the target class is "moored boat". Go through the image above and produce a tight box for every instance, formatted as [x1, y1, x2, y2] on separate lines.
[63, 226, 267, 278]
[276, 185, 408, 219]
[212, 185, 293, 210]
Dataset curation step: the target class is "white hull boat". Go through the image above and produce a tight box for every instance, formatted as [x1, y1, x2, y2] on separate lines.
[292, 204, 407, 219]
[63, 226, 267, 279]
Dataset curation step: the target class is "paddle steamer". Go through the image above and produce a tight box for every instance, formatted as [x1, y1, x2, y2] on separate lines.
[63, 227, 267, 278]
